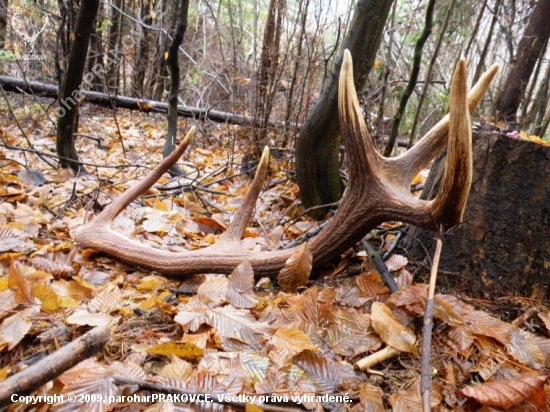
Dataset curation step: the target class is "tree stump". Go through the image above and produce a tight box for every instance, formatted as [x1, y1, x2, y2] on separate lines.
[406, 132, 550, 299]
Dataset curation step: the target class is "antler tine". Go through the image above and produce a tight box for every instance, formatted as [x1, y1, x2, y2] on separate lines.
[389, 63, 499, 187]
[338, 49, 382, 183]
[81, 126, 196, 226]
[428, 59, 472, 229]
[220, 146, 270, 242]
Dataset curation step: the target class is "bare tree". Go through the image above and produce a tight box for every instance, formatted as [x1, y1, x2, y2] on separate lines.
[383, 0, 436, 156]
[55, 0, 100, 173]
[497, 0, 550, 124]
[162, 0, 190, 176]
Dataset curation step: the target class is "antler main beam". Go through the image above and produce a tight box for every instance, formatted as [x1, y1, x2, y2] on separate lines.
[75, 51, 498, 277]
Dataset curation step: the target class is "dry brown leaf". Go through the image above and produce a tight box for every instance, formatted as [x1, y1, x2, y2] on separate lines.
[354, 383, 385, 411]
[387, 284, 427, 314]
[66, 308, 116, 328]
[8, 260, 37, 306]
[389, 378, 441, 411]
[272, 326, 317, 356]
[0, 307, 37, 350]
[0, 227, 33, 253]
[88, 283, 122, 313]
[278, 242, 312, 292]
[227, 260, 258, 308]
[327, 322, 382, 357]
[288, 286, 319, 327]
[57, 358, 124, 411]
[461, 375, 549, 409]
[371, 302, 417, 354]
[384, 254, 408, 271]
[158, 355, 194, 382]
[294, 350, 343, 393]
[197, 277, 228, 306]
[356, 271, 389, 297]
[506, 329, 544, 368]
[446, 326, 474, 357]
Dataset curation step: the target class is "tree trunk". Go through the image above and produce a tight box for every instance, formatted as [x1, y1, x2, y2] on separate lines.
[106, 0, 124, 93]
[295, 0, 394, 219]
[384, 0, 436, 156]
[0, 0, 7, 51]
[162, 0, 189, 176]
[56, 0, 100, 173]
[496, 0, 550, 124]
[406, 132, 550, 299]
[131, 0, 151, 98]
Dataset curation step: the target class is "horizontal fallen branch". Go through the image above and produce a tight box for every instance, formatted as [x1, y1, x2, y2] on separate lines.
[0, 75, 289, 129]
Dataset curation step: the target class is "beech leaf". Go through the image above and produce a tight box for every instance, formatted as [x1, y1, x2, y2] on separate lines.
[278, 242, 312, 292]
[371, 302, 417, 354]
[461, 375, 549, 409]
[227, 260, 258, 308]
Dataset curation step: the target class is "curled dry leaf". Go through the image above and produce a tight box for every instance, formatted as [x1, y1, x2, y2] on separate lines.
[384, 254, 408, 272]
[461, 375, 549, 409]
[370, 302, 417, 354]
[278, 242, 312, 292]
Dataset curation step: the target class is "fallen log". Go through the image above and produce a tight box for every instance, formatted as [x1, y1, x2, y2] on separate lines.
[0, 75, 286, 128]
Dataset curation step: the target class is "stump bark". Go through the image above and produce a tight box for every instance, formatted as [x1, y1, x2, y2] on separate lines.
[406, 132, 550, 299]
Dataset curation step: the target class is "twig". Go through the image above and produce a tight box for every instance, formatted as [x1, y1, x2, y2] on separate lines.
[51, 181, 78, 223]
[281, 221, 329, 249]
[421, 228, 443, 412]
[382, 230, 404, 260]
[0, 141, 151, 169]
[0, 326, 110, 407]
[355, 346, 401, 371]
[0, 85, 57, 169]
[112, 376, 305, 411]
[361, 239, 398, 293]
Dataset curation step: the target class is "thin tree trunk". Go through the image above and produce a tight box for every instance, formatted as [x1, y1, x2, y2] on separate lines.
[106, 0, 124, 93]
[383, 0, 436, 156]
[497, 0, 550, 123]
[162, 0, 189, 176]
[473, 0, 502, 84]
[408, 0, 457, 148]
[56, 0, 100, 173]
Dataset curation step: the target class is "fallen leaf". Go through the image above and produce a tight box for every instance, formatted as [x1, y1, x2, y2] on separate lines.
[227, 260, 258, 308]
[461, 375, 549, 409]
[371, 302, 417, 354]
[278, 243, 312, 292]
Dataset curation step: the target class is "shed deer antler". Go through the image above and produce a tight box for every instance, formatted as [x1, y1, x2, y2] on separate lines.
[75, 51, 498, 277]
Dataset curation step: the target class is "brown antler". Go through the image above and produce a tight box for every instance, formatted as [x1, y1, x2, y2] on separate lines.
[75, 51, 498, 276]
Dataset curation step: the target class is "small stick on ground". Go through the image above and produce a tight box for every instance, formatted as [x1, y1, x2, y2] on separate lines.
[0, 326, 110, 407]
[421, 228, 443, 411]
[361, 239, 398, 293]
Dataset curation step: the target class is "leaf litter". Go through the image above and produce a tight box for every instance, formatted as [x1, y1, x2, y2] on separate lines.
[0, 102, 550, 411]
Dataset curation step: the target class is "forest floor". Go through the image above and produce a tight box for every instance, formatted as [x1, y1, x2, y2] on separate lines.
[0, 95, 549, 411]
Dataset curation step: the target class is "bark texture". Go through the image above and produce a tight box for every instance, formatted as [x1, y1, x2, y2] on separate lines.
[496, 0, 550, 123]
[406, 132, 550, 298]
[295, 0, 394, 219]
